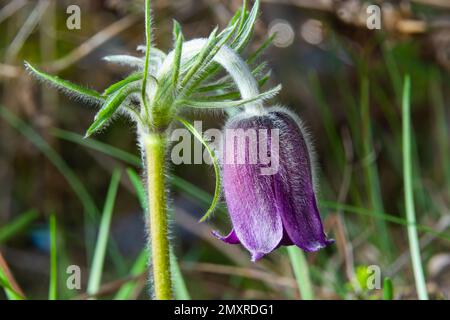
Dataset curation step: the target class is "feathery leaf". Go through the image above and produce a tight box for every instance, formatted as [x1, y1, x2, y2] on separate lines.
[176, 116, 221, 222]
[103, 73, 142, 96]
[86, 86, 138, 137]
[180, 84, 281, 109]
[25, 62, 104, 104]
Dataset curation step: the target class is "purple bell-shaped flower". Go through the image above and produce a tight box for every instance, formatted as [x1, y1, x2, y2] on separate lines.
[214, 106, 333, 261]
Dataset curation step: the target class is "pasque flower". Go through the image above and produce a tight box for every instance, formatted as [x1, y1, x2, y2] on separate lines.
[25, 0, 325, 297]
[214, 107, 333, 261]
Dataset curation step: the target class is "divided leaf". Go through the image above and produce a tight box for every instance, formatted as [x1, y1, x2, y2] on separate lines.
[172, 21, 184, 92]
[25, 62, 104, 105]
[180, 84, 281, 109]
[232, 0, 260, 52]
[176, 117, 221, 222]
[86, 86, 138, 137]
[103, 73, 142, 96]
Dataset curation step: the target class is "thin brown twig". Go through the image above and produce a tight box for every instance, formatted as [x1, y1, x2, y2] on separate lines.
[263, 0, 450, 11]
[261, 0, 333, 12]
[1, 10, 140, 79]
[129, 276, 147, 300]
[0, 63, 21, 79]
[174, 207, 251, 267]
[73, 272, 146, 300]
[0, 0, 27, 25]
[5, 0, 50, 63]
[182, 262, 297, 289]
[262, 0, 430, 34]
[44, 15, 140, 73]
[412, 0, 450, 9]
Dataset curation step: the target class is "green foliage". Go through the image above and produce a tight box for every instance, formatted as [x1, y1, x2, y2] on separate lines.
[48, 214, 58, 300]
[103, 73, 142, 96]
[0, 268, 24, 300]
[0, 210, 38, 244]
[402, 75, 428, 300]
[125, 167, 191, 300]
[86, 86, 140, 137]
[24, 62, 104, 104]
[10, 0, 448, 301]
[287, 247, 314, 300]
[26, 0, 274, 139]
[383, 277, 394, 300]
[176, 117, 221, 222]
[87, 169, 121, 296]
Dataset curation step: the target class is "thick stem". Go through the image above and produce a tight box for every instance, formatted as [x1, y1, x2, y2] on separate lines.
[144, 133, 172, 300]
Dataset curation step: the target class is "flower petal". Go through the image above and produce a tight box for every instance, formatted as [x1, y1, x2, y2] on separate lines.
[271, 109, 333, 251]
[212, 229, 240, 244]
[276, 183, 334, 251]
[222, 114, 284, 260]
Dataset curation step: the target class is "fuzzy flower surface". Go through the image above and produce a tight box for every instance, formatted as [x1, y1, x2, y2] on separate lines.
[214, 107, 333, 261]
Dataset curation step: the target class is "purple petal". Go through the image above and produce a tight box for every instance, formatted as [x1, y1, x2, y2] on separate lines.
[212, 229, 240, 244]
[222, 115, 284, 260]
[271, 109, 333, 251]
[276, 185, 334, 251]
[278, 228, 294, 246]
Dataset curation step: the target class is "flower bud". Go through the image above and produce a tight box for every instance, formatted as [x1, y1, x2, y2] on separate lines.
[214, 107, 333, 261]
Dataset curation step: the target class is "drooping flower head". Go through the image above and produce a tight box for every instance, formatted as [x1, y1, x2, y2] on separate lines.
[215, 106, 333, 261]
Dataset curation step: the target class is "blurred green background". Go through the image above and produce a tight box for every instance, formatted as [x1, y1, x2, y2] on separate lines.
[0, 0, 449, 300]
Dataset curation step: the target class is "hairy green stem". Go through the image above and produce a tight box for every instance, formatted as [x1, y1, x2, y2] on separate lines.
[144, 133, 172, 299]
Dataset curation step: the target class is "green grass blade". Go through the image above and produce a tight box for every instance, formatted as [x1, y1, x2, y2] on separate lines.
[402, 75, 428, 300]
[0, 108, 126, 274]
[287, 246, 314, 300]
[126, 168, 147, 209]
[114, 249, 148, 300]
[429, 69, 450, 194]
[125, 167, 190, 299]
[0, 268, 24, 300]
[51, 128, 140, 166]
[49, 128, 450, 242]
[322, 200, 450, 241]
[87, 169, 121, 296]
[48, 214, 58, 300]
[383, 277, 394, 300]
[0, 107, 98, 225]
[382, 45, 402, 105]
[170, 249, 190, 300]
[0, 107, 98, 262]
[308, 71, 345, 169]
[24, 62, 104, 104]
[0, 210, 38, 244]
[360, 77, 393, 259]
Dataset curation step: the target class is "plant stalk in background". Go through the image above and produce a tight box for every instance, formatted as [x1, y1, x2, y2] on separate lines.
[402, 75, 428, 300]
